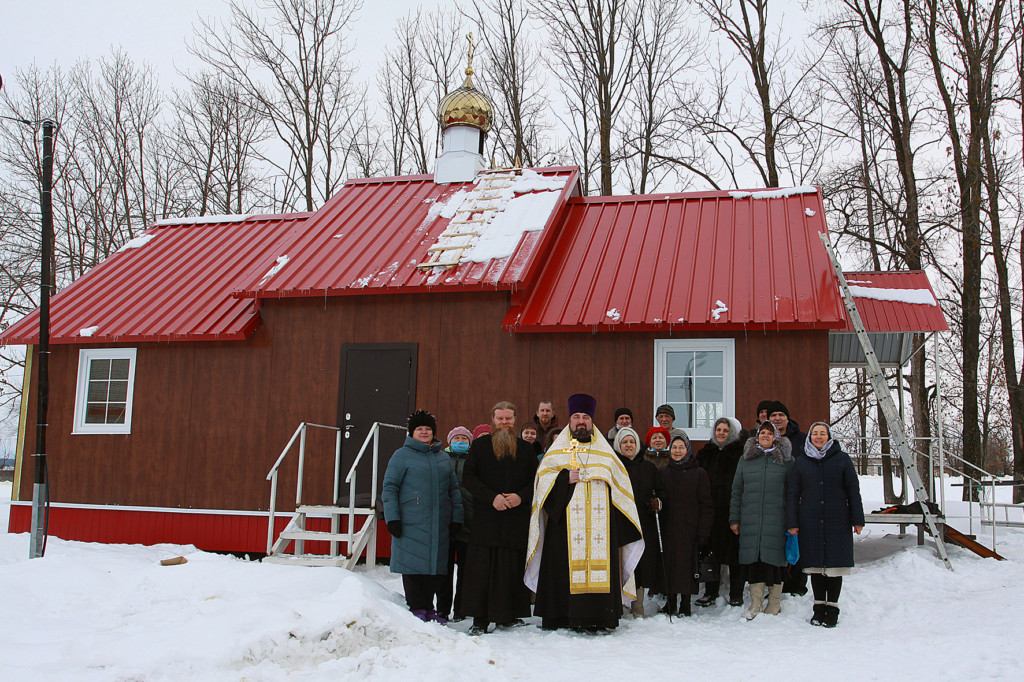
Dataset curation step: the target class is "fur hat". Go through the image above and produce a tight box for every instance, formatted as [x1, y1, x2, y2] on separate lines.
[645, 426, 671, 447]
[472, 423, 491, 439]
[655, 404, 676, 419]
[447, 426, 472, 443]
[614, 407, 633, 421]
[768, 401, 790, 418]
[567, 393, 597, 419]
[613, 426, 641, 456]
[408, 410, 437, 437]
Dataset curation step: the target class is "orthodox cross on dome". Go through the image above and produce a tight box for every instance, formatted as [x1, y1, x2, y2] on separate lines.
[465, 32, 476, 75]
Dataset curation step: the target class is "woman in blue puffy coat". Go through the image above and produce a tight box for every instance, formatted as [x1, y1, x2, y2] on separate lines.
[787, 421, 864, 628]
[382, 410, 464, 623]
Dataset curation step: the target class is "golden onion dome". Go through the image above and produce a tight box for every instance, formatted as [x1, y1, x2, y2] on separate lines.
[438, 67, 494, 133]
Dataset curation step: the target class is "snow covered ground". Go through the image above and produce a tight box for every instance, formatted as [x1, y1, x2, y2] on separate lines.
[2, 477, 1023, 681]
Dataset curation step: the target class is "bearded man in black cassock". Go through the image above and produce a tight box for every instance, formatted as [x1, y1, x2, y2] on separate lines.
[525, 393, 644, 633]
[461, 400, 539, 636]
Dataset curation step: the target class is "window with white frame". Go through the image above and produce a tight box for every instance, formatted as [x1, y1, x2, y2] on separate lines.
[73, 348, 137, 434]
[654, 339, 735, 441]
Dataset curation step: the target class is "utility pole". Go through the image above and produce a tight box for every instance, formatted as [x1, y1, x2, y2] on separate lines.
[30, 119, 54, 559]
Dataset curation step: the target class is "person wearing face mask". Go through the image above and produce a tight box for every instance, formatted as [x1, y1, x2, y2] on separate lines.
[613, 426, 662, 618]
[656, 433, 713, 617]
[436, 426, 473, 623]
[644, 426, 672, 469]
[730, 421, 794, 620]
[696, 417, 746, 607]
[787, 421, 864, 628]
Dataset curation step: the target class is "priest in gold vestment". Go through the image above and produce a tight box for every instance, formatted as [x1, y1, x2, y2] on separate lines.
[525, 393, 644, 632]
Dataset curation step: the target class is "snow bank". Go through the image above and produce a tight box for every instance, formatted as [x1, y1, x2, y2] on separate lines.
[2, 479, 1023, 681]
[153, 214, 253, 226]
[79, 326, 99, 337]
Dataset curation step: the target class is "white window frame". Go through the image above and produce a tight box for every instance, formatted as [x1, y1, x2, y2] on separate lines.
[72, 348, 138, 435]
[653, 338, 735, 442]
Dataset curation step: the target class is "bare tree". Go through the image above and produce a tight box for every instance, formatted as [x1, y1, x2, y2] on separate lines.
[921, 0, 1017, 493]
[190, 0, 365, 211]
[531, 0, 642, 195]
[468, 0, 549, 167]
[173, 73, 268, 215]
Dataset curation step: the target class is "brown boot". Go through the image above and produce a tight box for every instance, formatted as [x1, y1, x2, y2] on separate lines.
[745, 583, 765, 620]
[763, 584, 783, 615]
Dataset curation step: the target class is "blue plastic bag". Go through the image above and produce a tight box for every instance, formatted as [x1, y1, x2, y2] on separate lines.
[785, 532, 800, 565]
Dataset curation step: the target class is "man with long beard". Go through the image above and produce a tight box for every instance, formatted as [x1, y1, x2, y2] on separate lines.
[461, 401, 539, 635]
[525, 394, 644, 633]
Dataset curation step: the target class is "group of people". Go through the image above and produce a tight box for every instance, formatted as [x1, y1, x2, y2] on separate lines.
[381, 395, 865, 634]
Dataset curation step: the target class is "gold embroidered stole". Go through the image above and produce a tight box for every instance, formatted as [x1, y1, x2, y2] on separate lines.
[526, 428, 644, 601]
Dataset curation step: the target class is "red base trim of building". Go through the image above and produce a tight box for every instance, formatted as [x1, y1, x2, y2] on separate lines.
[6, 502, 390, 558]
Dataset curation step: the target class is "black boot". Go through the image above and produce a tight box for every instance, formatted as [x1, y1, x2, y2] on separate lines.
[678, 594, 692, 617]
[810, 602, 826, 626]
[660, 593, 678, 615]
[695, 582, 719, 607]
[822, 604, 840, 628]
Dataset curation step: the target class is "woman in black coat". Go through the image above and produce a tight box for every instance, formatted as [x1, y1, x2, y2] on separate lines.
[695, 417, 745, 607]
[787, 422, 865, 628]
[613, 427, 662, 617]
[657, 433, 713, 617]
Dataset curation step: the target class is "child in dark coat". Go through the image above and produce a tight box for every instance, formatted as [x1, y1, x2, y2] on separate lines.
[655, 433, 713, 617]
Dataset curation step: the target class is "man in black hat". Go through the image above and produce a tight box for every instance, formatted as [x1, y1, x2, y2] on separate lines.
[655, 404, 686, 440]
[605, 407, 634, 442]
[526, 394, 644, 632]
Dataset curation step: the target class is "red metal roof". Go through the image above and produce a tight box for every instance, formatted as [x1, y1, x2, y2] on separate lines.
[1, 213, 310, 345]
[840, 271, 948, 333]
[234, 167, 579, 298]
[502, 188, 847, 331]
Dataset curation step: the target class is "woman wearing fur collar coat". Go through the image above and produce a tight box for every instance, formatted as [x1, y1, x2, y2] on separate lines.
[729, 420, 794, 619]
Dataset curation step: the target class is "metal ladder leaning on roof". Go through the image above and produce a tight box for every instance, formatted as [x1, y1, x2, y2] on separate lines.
[264, 421, 404, 569]
[819, 232, 953, 571]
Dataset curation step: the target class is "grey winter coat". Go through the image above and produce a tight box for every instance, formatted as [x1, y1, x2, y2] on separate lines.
[382, 436, 464, 574]
[786, 441, 865, 568]
[729, 436, 794, 567]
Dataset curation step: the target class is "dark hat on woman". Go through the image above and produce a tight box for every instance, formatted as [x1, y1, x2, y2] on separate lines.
[408, 410, 437, 436]
[756, 400, 773, 416]
[568, 393, 597, 419]
[614, 407, 633, 420]
[655, 404, 676, 419]
[768, 400, 790, 418]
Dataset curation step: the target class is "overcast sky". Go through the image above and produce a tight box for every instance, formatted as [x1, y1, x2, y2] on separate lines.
[0, 0, 434, 94]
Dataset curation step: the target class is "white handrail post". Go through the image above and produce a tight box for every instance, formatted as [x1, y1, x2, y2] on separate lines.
[331, 429, 342, 558]
[368, 424, 381, 567]
[267, 471, 279, 554]
[936, 335, 946, 517]
[295, 423, 307, 556]
[348, 425, 360, 565]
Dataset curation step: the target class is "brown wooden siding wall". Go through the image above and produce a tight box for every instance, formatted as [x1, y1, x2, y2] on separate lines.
[18, 292, 829, 511]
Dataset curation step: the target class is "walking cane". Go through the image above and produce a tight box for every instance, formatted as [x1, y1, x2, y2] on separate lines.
[653, 506, 671, 623]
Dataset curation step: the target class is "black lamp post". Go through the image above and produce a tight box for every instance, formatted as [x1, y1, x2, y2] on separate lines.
[0, 73, 53, 558]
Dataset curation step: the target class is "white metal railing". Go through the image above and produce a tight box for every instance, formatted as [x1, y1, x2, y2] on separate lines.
[265, 420, 405, 563]
[838, 433, 1015, 553]
[266, 422, 342, 554]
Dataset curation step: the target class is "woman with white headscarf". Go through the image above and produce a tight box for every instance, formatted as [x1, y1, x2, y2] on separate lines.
[787, 421, 864, 628]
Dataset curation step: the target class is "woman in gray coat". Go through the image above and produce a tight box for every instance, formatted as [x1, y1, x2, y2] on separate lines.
[382, 410, 464, 623]
[729, 420, 794, 619]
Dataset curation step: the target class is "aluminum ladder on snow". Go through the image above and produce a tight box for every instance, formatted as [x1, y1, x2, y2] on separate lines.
[819, 233, 953, 571]
[264, 421, 403, 569]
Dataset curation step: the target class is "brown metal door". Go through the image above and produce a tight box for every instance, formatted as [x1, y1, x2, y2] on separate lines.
[337, 343, 417, 506]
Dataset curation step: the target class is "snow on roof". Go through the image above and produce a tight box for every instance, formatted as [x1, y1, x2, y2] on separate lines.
[117, 234, 155, 251]
[152, 214, 253, 226]
[848, 285, 937, 306]
[729, 185, 819, 199]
